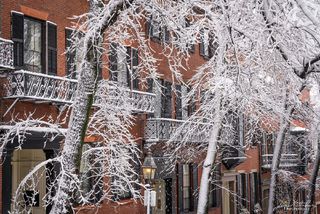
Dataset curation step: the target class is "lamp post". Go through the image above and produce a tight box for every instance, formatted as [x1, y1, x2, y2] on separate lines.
[142, 151, 157, 214]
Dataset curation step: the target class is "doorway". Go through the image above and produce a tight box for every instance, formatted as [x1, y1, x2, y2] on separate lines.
[152, 178, 173, 214]
[222, 179, 237, 214]
[11, 149, 46, 214]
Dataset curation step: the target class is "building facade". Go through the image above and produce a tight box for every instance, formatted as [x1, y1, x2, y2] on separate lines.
[0, 1, 318, 214]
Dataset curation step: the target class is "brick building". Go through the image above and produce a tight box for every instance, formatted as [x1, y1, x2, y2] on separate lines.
[0, 1, 317, 214]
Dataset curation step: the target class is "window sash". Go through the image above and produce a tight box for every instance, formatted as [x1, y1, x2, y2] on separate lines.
[182, 164, 192, 211]
[151, 19, 161, 39]
[12, 13, 58, 75]
[65, 29, 76, 78]
[175, 85, 183, 120]
[24, 18, 42, 73]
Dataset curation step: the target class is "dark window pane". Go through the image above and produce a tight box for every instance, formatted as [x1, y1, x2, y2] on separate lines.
[175, 85, 182, 120]
[126, 46, 132, 88]
[161, 81, 172, 118]
[65, 29, 76, 77]
[132, 48, 139, 89]
[109, 42, 118, 81]
[47, 23, 57, 75]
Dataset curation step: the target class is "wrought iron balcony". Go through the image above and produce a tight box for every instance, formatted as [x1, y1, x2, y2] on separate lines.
[95, 83, 156, 113]
[221, 144, 246, 169]
[261, 143, 306, 174]
[4, 70, 156, 113]
[0, 38, 14, 70]
[119, 89, 155, 113]
[261, 129, 307, 174]
[261, 154, 301, 169]
[144, 118, 212, 143]
[5, 70, 78, 103]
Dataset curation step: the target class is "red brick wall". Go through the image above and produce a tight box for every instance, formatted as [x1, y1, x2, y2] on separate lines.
[1, 0, 89, 77]
[0, 1, 219, 214]
[0, 1, 88, 213]
[76, 199, 145, 214]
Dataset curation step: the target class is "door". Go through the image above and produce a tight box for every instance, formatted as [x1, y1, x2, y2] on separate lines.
[153, 179, 167, 214]
[165, 178, 173, 214]
[222, 180, 236, 214]
[262, 189, 269, 214]
[12, 149, 46, 214]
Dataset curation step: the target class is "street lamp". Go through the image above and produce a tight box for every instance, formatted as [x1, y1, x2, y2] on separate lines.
[142, 151, 157, 214]
[142, 151, 157, 181]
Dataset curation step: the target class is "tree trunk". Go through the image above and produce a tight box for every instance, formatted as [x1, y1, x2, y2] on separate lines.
[267, 90, 293, 214]
[267, 117, 290, 214]
[304, 139, 320, 214]
[49, 1, 133, 212]
[197, 96, 222, 214]
[49, 60, 98, 214]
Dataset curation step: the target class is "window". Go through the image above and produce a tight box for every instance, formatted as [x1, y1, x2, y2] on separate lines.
[226, 112, 244, 147]
[109, 42, 118, 81]
[161, 80, 172, 118]
[65, 28, 76, 78]
[111, 177, 132, 200]
[109, 43, 139, 88]
[185, 19, 195, 53]
[250, 172, 261, 212]
[175, 85, 182, 120]
[262, 189, 269, 214]
[175, 85, 195, 120]
[237, 173, 249, 212]
[147, 78, 154, 93]
[79, 144, 91, 193]
[24, 18, 42, 72]
[187, 87, 196, 117]
[47, 23, 57, 75]
[12, 12, 24, 67]
[222, 179, 237, 214]
[200, 29, 209, 58]
[11, 12, 57, 75]
[151, 18, 161, 39]
[199, 29, 218, 59]
[146, 16, 170, 43]
[79, 143, 103, 203]
[176, 18, 194, 52]
[182, 164, 191, 211]
[261, 132, 276, 157]
[178, 163, 197, 212]
[126, 47, 139, 90]
[208, 167, 221, 208]
[110, 150, 140, 201]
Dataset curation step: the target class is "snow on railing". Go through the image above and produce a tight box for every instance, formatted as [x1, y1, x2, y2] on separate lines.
[0, 38, 14, 70]
[144, 118, 212, 143]
[5, 70, 78, 103]
[261, 140, 304, 169]
[4, 70, 156, 113]
[261, 153, 301, 168]
[95, 83, 156, 113]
